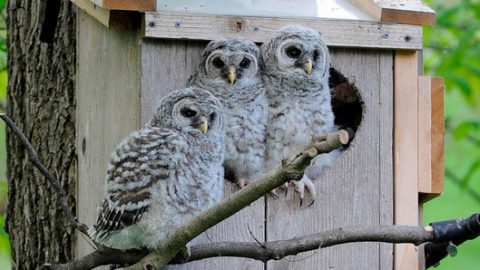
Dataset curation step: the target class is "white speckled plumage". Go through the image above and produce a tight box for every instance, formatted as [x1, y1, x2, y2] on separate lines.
[261, 25, 339, 200]
[88, 87, 226, 250]
[189, 37, 267, 186]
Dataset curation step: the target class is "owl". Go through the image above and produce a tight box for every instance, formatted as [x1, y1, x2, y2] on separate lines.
[88, 87, 226, 250]
[261, 25, 339, 203]
[189, 37, 267, 188]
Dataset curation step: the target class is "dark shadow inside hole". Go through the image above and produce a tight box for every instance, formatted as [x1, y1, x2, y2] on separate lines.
[329, 67, 363, 134]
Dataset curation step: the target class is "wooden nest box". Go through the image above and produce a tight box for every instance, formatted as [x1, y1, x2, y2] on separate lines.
[73, 0, 444, 269]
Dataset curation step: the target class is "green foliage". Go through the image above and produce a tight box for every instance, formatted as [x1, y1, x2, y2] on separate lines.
[424, 0, 480, 106]
[423, 0, 480, 269]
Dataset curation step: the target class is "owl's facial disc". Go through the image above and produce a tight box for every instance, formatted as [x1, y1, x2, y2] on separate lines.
[172, 98, 208, 134]
[280, 41, 319, 75]
[206, 50, 257, 86]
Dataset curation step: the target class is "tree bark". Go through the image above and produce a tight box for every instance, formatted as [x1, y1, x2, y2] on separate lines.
[6, 0, 76, 268]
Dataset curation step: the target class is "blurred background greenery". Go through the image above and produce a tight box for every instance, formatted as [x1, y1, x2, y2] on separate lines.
[423, 0, 480, 269]
[0, 0, 477, 269]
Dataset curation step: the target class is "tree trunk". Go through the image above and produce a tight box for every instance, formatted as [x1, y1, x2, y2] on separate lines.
[6, 0, 76, 268]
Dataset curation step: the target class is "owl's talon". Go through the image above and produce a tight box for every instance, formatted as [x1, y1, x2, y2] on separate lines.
[307, 199, 315, 207]
[270, 191, 279, 199]
[292, 176, 316, 207]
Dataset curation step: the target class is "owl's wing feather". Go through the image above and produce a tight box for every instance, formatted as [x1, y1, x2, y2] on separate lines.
[92, 127, 184, 235]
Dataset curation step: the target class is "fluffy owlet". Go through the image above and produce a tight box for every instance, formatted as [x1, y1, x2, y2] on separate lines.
[261, 25, 339, 203]
[88, 87, 226, 250]
[189, 37, 267, 187]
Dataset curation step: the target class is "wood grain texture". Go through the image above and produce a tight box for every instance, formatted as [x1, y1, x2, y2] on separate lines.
[140, 39, 265, 270]
[103, 0, 156, 11]
[266, 49, 393, 270]
[71, 0, 140, 29]
[143, 12, 422, 50]
[76, 9, 141, 263]
[88, 0, 156, 11]
[379, 52, 394, 270]
[393, 51, 419, 270]
[427, 77, 445, 201]
[72, 0, 110, 27]
[418, 76, 432, 196]
[349, 0, 436, 25]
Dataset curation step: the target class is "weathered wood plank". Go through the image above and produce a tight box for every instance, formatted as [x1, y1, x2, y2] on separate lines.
[76, 9, 141, 264]
[379, 51, 394, 270]
[90, 0, 156, 11]
[393, 51, 419, 270]
[143, 12, 423, 50]
[71, 0, 140, 29]
[266, 49, 393, 270]
[418, 76, 432, 196]
[349, 0, 435, 25]
[420, 77, 444, 202]
[431, 77, 445, 196]
[140, 39, 265, 270]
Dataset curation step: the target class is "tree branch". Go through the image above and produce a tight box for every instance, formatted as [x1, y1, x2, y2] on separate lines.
[43, 131, 349, 270]
[125, 130, 350, 270]
[44, 225, 435, 270]
[175, 225, 434, 263]
[0, 114, 90, 236]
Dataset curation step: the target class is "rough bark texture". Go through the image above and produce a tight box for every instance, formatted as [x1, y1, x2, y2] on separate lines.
[6, 0, 76, 268]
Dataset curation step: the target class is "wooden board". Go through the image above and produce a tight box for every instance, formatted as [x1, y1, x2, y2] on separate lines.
[156, 0, 373, 21]
[419, 77, 444, 202]
[349, 0, 436, 25]
[72, 0, 140, 29]
[266, 49, 393, 270]
[393, 51, 419, 270]
[418, 76, 432, 197]
[143, 12, 423, 50]
[75, 9, 141, 263]
[140, 39, 265, 270]
[90, 0, 156, 11]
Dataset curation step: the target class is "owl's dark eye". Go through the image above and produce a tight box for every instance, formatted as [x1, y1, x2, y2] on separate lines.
[212, 57, 225, 69]
[285, 46, 302, 59]
[180, 108, 197, 118]
[239, 58, 251, 68]
[313, 49, 320, 60]
[209, 112, 217, 123]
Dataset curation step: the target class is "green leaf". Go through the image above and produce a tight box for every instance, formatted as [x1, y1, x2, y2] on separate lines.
[460, 159, 480, 187]
[452, 121, 480, 140]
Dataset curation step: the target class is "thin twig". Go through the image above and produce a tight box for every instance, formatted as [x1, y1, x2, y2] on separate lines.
[0, 114, 90, 236]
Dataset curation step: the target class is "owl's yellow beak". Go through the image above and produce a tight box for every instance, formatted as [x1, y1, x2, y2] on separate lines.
[304, 58, 313, 74]
[228, 66, 236, 85]
[198, 116, 209, 135]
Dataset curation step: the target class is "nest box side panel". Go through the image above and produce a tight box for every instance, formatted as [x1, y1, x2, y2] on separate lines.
[140, 39, 265, 270]
[76, 10, 141, 261]
[266, 49, 393, 270]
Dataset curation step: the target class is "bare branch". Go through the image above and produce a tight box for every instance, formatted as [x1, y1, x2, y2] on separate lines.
[44, 225, 435, 269]
[175, 225, 434, 263]
[0, 114, 90, 236]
